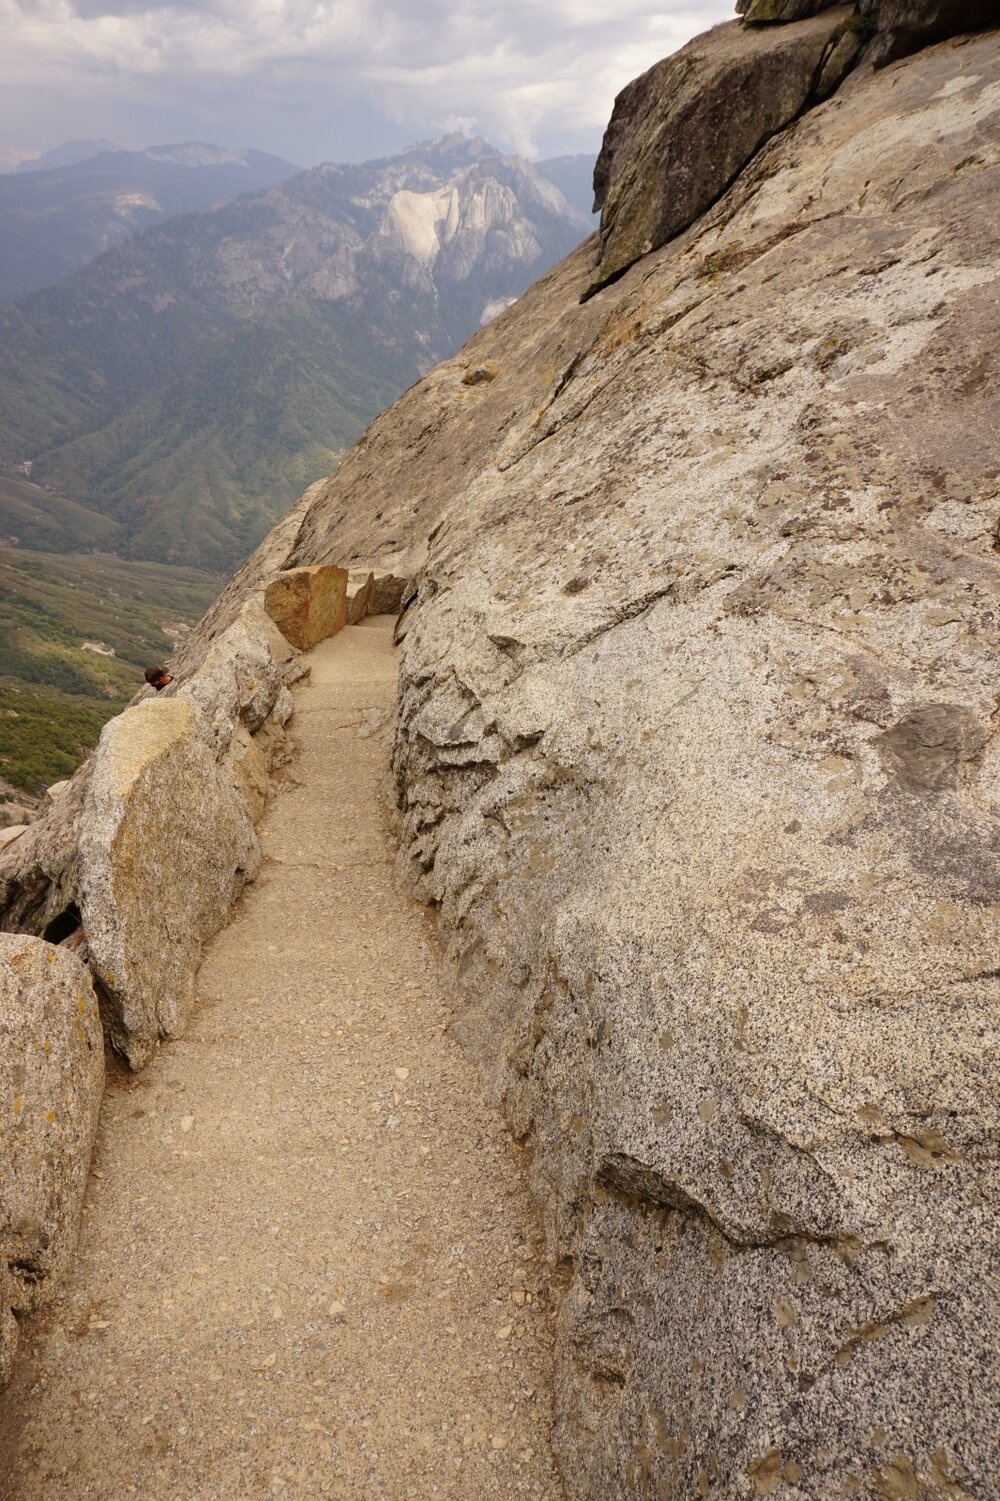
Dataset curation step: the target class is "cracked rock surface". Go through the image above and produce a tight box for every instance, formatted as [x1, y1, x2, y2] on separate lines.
[0, 622, 562, 1499]
[2, 16, 998, 1501]
[0, 937, 104, 1388]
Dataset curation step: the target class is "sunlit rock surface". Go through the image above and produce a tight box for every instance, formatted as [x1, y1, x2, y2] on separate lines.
[79, 698, 260, 1069]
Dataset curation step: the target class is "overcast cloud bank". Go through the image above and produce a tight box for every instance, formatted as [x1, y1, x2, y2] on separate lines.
[1, 0, 733, 165]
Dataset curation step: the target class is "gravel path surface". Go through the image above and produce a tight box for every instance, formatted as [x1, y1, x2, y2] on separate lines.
[0, 617, 563, 1500]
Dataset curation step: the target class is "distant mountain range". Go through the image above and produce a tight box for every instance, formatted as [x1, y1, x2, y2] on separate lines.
[0, 135, 593, 571]
[14, 139, 121, 172]
[0, 142, 301, 299]
[535, 155, 598, 220]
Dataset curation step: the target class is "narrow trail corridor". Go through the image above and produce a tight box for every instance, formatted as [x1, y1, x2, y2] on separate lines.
[0, 617, 563, 1501]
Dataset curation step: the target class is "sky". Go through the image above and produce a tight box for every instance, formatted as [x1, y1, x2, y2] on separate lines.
[0, 0, 734, 168]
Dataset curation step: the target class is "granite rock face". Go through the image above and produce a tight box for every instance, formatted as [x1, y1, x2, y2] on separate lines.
[382, 34, 1000, 1497]
[346, 570, 375, 625]
[0, 935, 104, 1386]
[168, 27, 998, 1498]
[0, 767, 93, 942]
[79, 698, 260, 1069]
[175, 600, 299, 758]
[737, 0, 841, 20]
[263, 564, 348, 649]
[0, 597, 301, 956]
[588, 9, 854, 294]
[145, 27, 1000, 1495]
[860, 0, 998, 63]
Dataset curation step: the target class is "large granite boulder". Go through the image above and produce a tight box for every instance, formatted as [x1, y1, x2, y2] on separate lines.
[860, 0, 998, 62]
[79, 697, 260, 1069]
[175, 599, 300, 757]
[737, 0, 841, 18]
[263, 563, 348, 649]
[0, 601, 301, 949]
[0, 766, 92, 941]
[0, 935, 104, 1386]
[588, 9, 854, 294]
[738, 0, 996, 64]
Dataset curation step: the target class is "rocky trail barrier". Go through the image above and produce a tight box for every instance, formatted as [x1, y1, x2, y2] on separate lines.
[0, 564, 408, 1389]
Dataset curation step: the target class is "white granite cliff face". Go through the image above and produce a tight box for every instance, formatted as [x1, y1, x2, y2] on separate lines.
[2, 6, 999, 1495]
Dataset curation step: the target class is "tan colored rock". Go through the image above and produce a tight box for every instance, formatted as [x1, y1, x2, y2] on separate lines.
[346, 570, 374, 625]
[263, 564, 348, 649]
[0, 605, 298, 943]
[0, 935, 104, 1387]
[462, 362, 500, 385]
[382, 34, 1000, 1499]
[176, 599, 299, 758]
[738, 0, 839, 18]
[0, 1268, 15, 1390]
[79, 697, 260, 1069]
[0, 804, 33, 831]
[223, 725, 270, 824]
[0, 827, 27, 850]
[588, 9, 853, 294]
[0, 764, 91, 941]
[368, 571, 410, 616]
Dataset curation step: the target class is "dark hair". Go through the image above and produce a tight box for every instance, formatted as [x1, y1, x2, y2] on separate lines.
[144, 665, 168, 684]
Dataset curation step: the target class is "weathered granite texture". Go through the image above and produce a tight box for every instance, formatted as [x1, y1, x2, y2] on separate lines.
[175, 599, 299, 756]
[860, 0, 998, 63]
[152, 28, 999, 1499]
[1, 13, 999, 1496]
[588, 9, 855, 294]
[136, 28, 1000, 1496]
[382, 35, 1000, 1497]
[79, 698, 260, 1069]
[0, 599, 301, 955]
[0, 936, 104, 1387]
[263, 563, 348, 649]
[737, 0, 841, 19]
[346, 570, 375, 625]
[0, 767, 93, 942]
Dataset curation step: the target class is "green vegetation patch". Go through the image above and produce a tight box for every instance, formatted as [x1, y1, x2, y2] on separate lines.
[0, 546, 221, 793]
[0, 687, 114, 795]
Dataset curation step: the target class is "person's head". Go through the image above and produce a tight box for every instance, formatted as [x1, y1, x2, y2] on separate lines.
[143, 665, 173, 691]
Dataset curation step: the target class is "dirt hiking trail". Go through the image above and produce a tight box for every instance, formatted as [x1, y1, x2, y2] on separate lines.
[0, 616, 563, 1501]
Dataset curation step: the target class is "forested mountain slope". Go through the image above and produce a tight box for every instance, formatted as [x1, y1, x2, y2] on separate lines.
[0, 143, 300, 300]
[0, 135, 588, 570]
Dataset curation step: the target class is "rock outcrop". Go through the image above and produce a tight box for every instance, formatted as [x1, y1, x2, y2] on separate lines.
[860, 0, 998, 63]
[79, 697, 260, 1069]
[588, 8, 855, 294]
[0, 936, 104, 1385]
[263, 564, 349, 650]
[174, 600, 300, 758]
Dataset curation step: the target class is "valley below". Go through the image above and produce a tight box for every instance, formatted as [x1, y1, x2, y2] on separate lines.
[0, 546, 221, 796]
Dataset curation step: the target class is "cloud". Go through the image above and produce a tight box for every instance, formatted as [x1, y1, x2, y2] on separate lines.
[0, 0, 735, 162]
